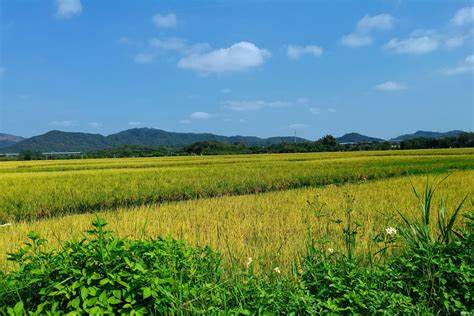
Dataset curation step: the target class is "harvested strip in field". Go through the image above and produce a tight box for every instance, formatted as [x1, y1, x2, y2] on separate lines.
[0, 149, 473, 222]
[1, 170, 472, 273]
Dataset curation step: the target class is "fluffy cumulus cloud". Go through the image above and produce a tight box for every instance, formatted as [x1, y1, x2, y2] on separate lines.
[189, 112, 212, 119]
[375, 81, 408, 91]
[56, 0, 82, 19]
[451, 7, 474, 26]
[152, 13, 177, 28]
[384, 35, 438, 54]
[441, 55, 474, 75]
[178, 42, 270, 73]
[287, 45, 323, 60]
[341, 13, 394, 48]
[223, 100, 290, 112]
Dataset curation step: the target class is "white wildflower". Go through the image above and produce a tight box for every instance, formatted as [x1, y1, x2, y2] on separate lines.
[246, 257, 253, 268]
[385, 227, 397, 236]
[273, 267, 281, 274]
[327, 248, 334, 254]
[0, 223, 12, 228]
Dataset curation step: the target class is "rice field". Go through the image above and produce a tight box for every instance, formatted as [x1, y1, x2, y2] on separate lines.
[1, 169, 472, 272]
[1, 148, 473, 223]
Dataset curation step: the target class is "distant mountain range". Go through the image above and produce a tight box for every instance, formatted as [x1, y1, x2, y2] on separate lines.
[0, 128, 468, 153]
[0, 133, 24, 149]
[336, 133, 384, 144]
[0, 128, 308, 153]
[390, 130, 466, 142]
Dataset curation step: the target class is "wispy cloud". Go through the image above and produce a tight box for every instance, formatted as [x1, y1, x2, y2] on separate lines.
[287, 45, 323, 60]
[223, 100, 290, 112]
[384, 35, 438, 54]
[152, 13, 177, 28]
[89, 122, 101, 128]
[341, 33, 373, 47]
[375, 81, 408, 91]
[179, 119, 191, 124]
[178, 42, 270, 73]
[341, 13, 394, 48]
[441, 55, 474, 75]
[51, 120, 77, 127]
[451, 6, 474, 26]
[288, 123, 308, 130]
[189, 112, 213, 119]
[356, 14, 395, 32]
[133, 37, 210, 64]
[0, 67, 5, 78]
[128, 121, 142, 126]
[221, 88, 231, 94]
[134, 53, 156, 64]
[56, 0, 82, 19]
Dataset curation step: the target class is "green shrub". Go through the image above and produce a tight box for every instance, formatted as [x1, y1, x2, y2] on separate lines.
[0, 219, 225, 314]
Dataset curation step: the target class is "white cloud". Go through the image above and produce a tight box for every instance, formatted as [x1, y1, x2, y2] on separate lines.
[51, 120, 76, 127]
[309, 107, 321, 115]
[134, 53, 156, 64]
[149, 37, 186, 51]
[445, 35, 467, 49]
[341, 33, 373, 47]
[189, 112, 212, 119]
[327, 108, 337, 113]
[375, 81, 408, 91]
[287, 45, 323, 60]
[297, 97, 309, 104]
[356, 14, 395, 32]
[384, 36, 439, 54]
[152, 13, 177, 28]
[178, 42, 270, 73]
[89, 122, 101, 128]
[341, 13, 394, 48]
[223, 100, 290, 112]
[221, 88, 231, 94]
[451, 7, 474, 26]
[441, 54, 474, 75]
[128, 121, 142, 126]
[56, 0, 82, 19]
[179, 119, 191, 124]
[289, 123, 307, 130]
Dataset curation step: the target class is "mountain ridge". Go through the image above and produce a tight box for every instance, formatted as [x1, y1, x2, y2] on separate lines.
[0, 128, 468, 153]
[390, 130, 466, 142]
[0, 133, 25, 149]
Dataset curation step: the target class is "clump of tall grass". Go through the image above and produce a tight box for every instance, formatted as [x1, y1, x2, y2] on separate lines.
[0, 179, 472, 314]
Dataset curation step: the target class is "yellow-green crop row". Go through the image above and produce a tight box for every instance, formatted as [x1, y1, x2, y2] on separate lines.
[0, 149, 473, 222]
[1, 170, 472, 273]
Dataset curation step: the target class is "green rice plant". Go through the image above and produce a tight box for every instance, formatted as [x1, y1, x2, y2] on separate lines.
[398, 175, 468, 246]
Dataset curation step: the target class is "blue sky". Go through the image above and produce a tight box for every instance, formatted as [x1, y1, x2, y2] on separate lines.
[0, 0, 473, 139]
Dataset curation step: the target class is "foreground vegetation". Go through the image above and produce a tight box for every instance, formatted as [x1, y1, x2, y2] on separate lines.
[1, 148, 473, 223]
[1, 180, 472, 314]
